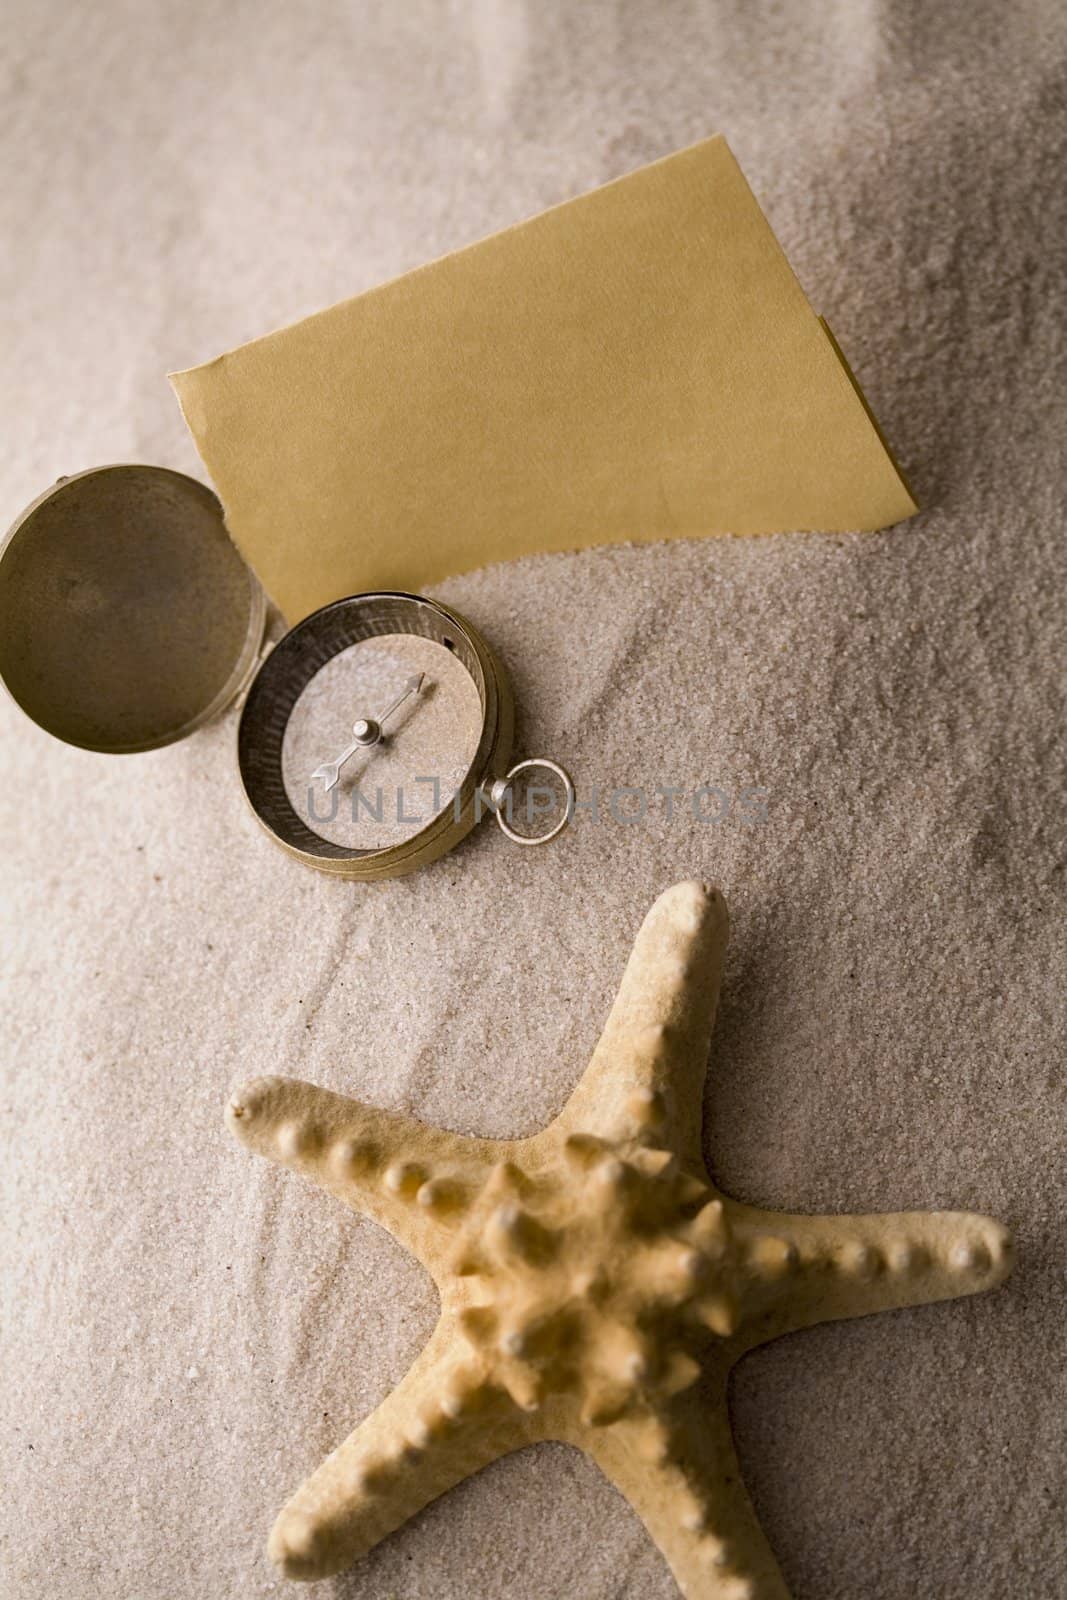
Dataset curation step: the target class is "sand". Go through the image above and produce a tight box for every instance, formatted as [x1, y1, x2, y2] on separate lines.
[1, 3, 1064, 1598]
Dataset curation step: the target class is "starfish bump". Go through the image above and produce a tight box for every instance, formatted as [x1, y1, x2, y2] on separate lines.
[226, 881, 1012, 1597]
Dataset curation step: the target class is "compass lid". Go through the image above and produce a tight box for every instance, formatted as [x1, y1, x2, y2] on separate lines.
[0, 464, 265, 753]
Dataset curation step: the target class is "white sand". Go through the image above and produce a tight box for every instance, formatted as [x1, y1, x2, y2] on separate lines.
[1, 3, 1064, 1598]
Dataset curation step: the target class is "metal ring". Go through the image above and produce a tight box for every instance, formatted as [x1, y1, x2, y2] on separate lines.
[490, 758, 575, 847]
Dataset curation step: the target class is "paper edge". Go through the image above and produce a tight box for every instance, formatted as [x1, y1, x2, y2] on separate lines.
[167, 135, 737, 382]
[818, 317, 919, 515]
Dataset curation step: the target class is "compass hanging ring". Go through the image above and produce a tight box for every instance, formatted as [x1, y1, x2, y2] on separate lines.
[489, 758, 576, 847]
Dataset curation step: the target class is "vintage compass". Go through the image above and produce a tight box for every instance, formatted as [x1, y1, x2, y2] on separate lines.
[238, 591, 572, 879]
[0, 466, 573, 879]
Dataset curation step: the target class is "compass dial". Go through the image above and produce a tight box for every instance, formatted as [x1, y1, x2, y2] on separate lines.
[237, 592, 515, 879]
[281, 633, 482, 852]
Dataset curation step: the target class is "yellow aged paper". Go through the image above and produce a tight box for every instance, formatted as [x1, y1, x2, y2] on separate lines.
[171, 137, 917, 623]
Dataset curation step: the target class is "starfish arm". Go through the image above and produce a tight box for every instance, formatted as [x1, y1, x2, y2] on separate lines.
[267, 1324, 519, 1581]
[226, 1076, 503, 1268]
[547, 881, 729, 1163]
[578, 1402, 789, 1600]
[727, 1201, 1013, 1346]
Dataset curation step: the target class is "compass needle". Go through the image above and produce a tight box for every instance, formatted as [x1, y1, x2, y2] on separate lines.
[378, 672, 427, 729]
[311, 760, 345, 793]
[311, 673, 431, 789]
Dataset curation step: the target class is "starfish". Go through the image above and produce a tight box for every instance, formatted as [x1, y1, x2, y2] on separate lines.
[226, 881, 1012, 1598]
